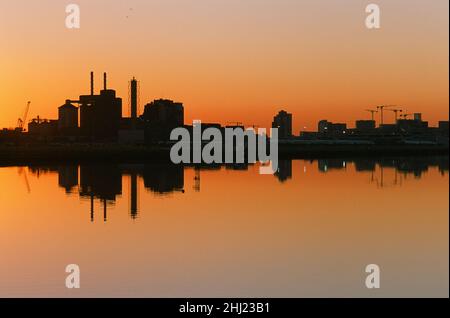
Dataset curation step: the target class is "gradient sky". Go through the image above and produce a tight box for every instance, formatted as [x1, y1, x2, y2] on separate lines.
[0, 0, 448, 132]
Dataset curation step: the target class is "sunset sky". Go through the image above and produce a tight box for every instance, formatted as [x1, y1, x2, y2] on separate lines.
[0, 0, 448, 132]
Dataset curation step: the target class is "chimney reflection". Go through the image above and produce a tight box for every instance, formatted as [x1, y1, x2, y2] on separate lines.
[23, 156, 448, 222]
[76, 163, 185, 221]
[130, 173, 138, 219]
[79, 164, 122, 222]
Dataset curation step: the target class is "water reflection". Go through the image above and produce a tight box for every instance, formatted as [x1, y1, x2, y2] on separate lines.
[275, 160, 293, 182]
[24, 156, 448, 222]
[2, 156, 447, 298]
[317, 157, 449, 188]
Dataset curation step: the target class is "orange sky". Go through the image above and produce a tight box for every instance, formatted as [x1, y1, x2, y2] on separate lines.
[0, 0, 448, 133]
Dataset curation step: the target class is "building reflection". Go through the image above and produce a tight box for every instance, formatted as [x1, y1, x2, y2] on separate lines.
[142, 163, 184, 194]
[315, 156, 449, 188]
[79, 163, 186, 221]
[79, 164, 122, 222]
[354, 159, 376, 172]
[318, 159, 347, 172]
[275, 160, 292, 182]
[24, 156, 448, 221]
[58, 165, 78, 193]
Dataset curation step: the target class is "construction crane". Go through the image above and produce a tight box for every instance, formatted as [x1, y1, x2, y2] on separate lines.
[365, 109, 378, 121]
[386, 108, 403, 122]
[16, 101, 31, 132]
[376, 105, 396, 125]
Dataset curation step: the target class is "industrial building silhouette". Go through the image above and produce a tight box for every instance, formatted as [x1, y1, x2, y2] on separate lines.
[0, 71, 448, 150]
[17, 72, 184, 143]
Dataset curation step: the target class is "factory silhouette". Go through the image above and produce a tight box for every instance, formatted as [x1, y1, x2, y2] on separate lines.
[47, 72, 184, 143]
[23, 156, 448, 222]
[1, 71, 448, 148]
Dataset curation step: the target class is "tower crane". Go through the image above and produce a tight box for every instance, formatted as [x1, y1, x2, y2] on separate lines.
[365, 109, 378, 121]
[16, 101, 31, 132]
[376, 105, 396, 125]
[386, 108, 403, 122]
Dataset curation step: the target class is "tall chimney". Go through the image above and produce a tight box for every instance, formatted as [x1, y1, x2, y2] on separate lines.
[130, 77, 138, 120]
[90, 72, 94, 95]
[103, 72, 107, 90]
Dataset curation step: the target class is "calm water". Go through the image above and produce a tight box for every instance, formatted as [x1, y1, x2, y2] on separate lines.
[0, 157, 448, 297]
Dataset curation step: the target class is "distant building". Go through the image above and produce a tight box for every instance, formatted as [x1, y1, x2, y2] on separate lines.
[318, 120, 347, 135]
[396, 118, 428, 134]
[28, 117, 58, 137]
[58, 100, 78, 135]
[0, 128, 22, 142]
[355, 120, 376, 131]
[79, 73, 122, 141]
[318, 120, 329, 133]
[272, 110, 292, 138]
[438, 121, 449, 136]
[142, 99, 184, 142]
[378, 124, 398, 134]
[142, 99, 184, 127]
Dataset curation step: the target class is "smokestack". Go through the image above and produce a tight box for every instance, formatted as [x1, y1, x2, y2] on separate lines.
[103, 72, 107, 90]
[90, 72, 94, 95]
[130, 77, 137, 120]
